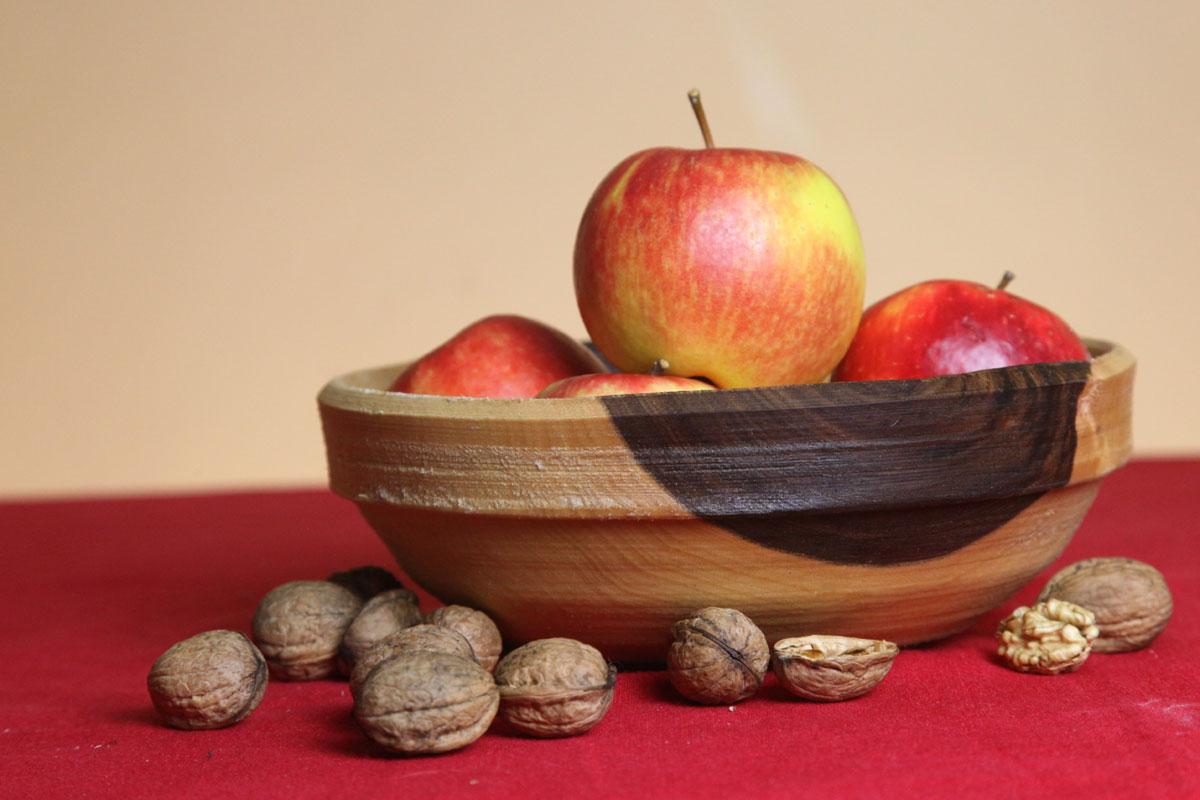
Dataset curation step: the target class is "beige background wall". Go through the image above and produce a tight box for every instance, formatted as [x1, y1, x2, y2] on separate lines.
[2, 1, 1198, 497]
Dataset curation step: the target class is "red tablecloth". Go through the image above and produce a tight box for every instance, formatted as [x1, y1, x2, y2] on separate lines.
[2, 459, 1196, 798]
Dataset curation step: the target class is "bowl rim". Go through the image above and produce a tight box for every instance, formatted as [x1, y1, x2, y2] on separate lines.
[318, 338, 1130, 421]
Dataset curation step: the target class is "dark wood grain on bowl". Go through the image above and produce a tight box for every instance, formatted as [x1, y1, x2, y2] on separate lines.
[601, 359, 1091, 517]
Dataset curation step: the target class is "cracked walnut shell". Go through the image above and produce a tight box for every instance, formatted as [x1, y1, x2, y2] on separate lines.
[1037, 557, 1172, 653]
[493, 638, 616, 737]
[147, 630, 267, 730]
[354, 650, 498, 755]
[772, 635, 898, 701]
[668, 607, 768, 705]
[997, 599, 1099, 674]
[425, 605, 503, 672]
[252, 580, 362, 680]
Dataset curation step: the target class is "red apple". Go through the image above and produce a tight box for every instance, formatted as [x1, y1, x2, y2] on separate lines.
[832, 273, 1089, 382]
[538, 372, 715, 398]
[389, 315, 605, 398]
[573, 91, 865, 388]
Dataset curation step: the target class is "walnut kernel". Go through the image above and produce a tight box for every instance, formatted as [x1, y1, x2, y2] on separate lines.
[425, 605, 503, 672]
[493, 638, 616, 737]
[252, 580, 362, 680]
[772, 635, 898, 701]
[1037, 557, 1172, 652]
[997, 599, 1099, 674]
[667, 607, 768, 705]
[147, 630, 267, 730]
[354, 650, 498, 754]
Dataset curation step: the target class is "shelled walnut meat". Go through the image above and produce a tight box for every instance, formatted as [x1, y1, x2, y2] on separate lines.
[349, 624, 476, 699]
[997, 599, 1099, 675]
[1037, 557, 1172, 652]
[493, 638, 616, 737]
[668, 607, 769, 705]
[354, 650, 499, 755]
[338, 588, 422, 674]
[425, 605, 503, 672]
[772, 635, 898, 701]
[147, 630, 267, 730]
[252, 580, 362, 680]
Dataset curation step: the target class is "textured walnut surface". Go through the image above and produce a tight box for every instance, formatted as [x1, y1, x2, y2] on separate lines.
[493, 638, 616, 738]
[425, 605, 503, 672]
[1037, 557, 1172, 652]
[327, 565, 405, 601]
[339, 589, 423, 672]
[997, 599, 1099, 674]
[252, 580, 362, 680]
[147, 630, 267, 730]
[349, 623, 475, 698]
[667, 607, 768, 705]
[354, 650, 498, 755]
[772, 635, 898, 701]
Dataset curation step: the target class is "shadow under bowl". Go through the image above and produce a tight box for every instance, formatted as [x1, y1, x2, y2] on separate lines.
[318, 340, 1133, 664]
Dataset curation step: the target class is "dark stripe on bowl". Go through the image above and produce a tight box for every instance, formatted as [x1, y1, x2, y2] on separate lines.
[601, 361, 1090, 564]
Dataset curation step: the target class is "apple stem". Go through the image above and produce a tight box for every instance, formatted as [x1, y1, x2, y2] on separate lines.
[650, 358, 670, 376]
[997, 271, 1015, 291]
[687, 89, 715, 148]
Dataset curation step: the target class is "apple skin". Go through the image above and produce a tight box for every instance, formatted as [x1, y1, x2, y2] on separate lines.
[389, 315, 606, 398]
[574, 147, 866, 388]
[537, 373, 716, 398]
[832, 280, 1090, 382]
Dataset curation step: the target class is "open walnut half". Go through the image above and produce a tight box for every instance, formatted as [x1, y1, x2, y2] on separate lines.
[772, 635, 899, 701]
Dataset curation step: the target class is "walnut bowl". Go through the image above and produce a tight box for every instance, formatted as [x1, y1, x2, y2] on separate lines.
[319, 340, 1133, 663]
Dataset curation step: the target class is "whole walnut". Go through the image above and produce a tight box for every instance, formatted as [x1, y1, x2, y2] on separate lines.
[425, 605, 503, 672]
[252, 580, 362, 680]
[493, 638, 616, 738]
[338, 589, 423, 674]
[147, 630, 267, 730]
[327, 565, 404, 600]
[354, 650, 498, 754]
[349, 623, 476, 699]
[668, 607, 769, 704]
[1037, 557, 1172, 652]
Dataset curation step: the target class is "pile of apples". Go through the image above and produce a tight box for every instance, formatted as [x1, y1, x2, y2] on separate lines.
[391, 92, 1088, 400]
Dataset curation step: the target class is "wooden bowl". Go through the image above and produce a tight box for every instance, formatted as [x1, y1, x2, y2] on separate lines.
[319, 340, 1133, 664]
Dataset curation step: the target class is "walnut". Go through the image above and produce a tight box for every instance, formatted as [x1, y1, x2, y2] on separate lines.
[338, 589, 423, 674]
[1036, 557, 1172, 652]
[667, 607, 768, 704]
[252, 580, 362, 680]
[997, 599, 1100, 674]
[327, 565, 405, 601]
[349, 623, 476, 699]
[354, 650, 498, 755]
[772, 635, 898, 701]
[147, 630, 267, 730]
[493, 638, 616, 738]
[425, 605, 503, 672]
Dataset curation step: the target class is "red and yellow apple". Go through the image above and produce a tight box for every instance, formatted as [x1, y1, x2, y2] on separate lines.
[538, 373, 715, 398]
[574, 95, 865, 388]
[389, 315, 605, 398]
[832, 275, 1089, 381]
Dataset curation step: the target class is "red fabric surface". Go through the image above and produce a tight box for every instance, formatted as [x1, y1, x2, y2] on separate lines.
[2, 459, 1196, 798]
